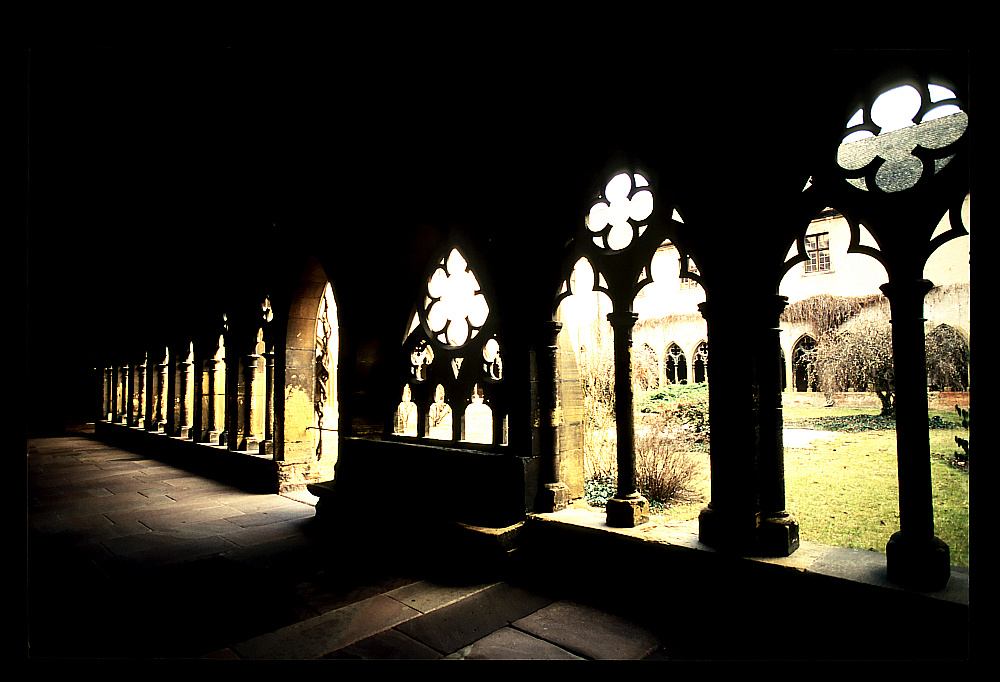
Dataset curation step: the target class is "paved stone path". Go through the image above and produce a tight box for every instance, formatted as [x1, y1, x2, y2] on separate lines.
[782, 428, 839, 449]
[27, 430, 665, 660]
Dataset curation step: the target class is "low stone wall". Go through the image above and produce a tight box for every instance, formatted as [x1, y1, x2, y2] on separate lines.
[782, 391, 969, 410]
[928, 391, 971, 408]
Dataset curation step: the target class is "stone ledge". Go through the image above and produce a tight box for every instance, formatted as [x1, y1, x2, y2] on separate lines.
[525, 507, 968, 605]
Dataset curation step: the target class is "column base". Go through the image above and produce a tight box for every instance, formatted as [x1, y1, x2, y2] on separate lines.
[886, 531, 951, 591]
[698, 505, 759, 553]
[537, 482, 571, 513]
[205, 430, 223, 445]
[757, 513, 800, 557]
[606, 494, 649, 528]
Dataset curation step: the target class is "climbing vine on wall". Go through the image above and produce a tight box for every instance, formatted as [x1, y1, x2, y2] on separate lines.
[925, 324, 970, 391]
[780, 293, 886, 335]
[315, 295, 333, 459]
[634, 312, 704, 333]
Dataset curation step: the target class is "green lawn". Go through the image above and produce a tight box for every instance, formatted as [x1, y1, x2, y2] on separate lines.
[634, 402, 970, 567]
[782, 405, 969, 567]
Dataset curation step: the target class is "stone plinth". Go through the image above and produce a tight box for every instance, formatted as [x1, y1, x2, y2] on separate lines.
[606, 494, 649, 528]
[886, 531, 951, 591]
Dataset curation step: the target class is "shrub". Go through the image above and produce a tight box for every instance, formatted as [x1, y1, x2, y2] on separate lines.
[584, 409, 703, 509]
[638, 382, 709, 412]
[635, 411, 703, 505]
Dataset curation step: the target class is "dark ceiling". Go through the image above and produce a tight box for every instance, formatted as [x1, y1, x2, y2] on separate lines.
[23, 47, 972, 430]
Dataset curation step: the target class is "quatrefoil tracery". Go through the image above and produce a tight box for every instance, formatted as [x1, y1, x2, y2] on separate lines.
[586, 172, 654, 251]
[836, 83, 968, 193]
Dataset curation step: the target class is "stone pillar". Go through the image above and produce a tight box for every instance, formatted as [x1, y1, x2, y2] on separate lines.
[157, 358, 168, 433]
[605, 310, 649, 527]
[262, 348, 275, 455]
[178, 355, 193, 439]
[696, 300, 760, 552]
[131, 360, 146, 427]
[756, 295, 800, 556]
[116, 365, 129, 424]
[144, 360, 156, 430]
[165, 353, 178, 437]
[536, 320, 571, 513]
[205, 357, 223, 443]
[241, 353, 261, 451]
[102, 367, 113, 421]
[881, 279, 951, 590]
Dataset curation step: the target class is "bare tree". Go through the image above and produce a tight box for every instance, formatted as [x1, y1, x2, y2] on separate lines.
[813, 317, 895, 416]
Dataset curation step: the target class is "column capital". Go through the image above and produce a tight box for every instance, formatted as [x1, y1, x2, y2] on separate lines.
[606, 309, 639, 329]
[879, 279, 935, 311]
[771, 294, 790, 320]
[534, 319, 563, 346]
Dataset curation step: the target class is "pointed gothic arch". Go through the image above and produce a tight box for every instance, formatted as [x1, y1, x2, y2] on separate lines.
[791, 334, 818, 392]
[665, 342, 688, 385]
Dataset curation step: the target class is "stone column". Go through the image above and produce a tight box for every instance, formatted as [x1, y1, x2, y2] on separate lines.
[881, 279, 951, 590]
[144, 360, 156, 431]
[157, 358, 169, 433]
[116, 365, 129, 424]
[132, 360, 146, 427]
[241, 353, 261, 451]
[696, 300, 761, 552]
[205, 357, 222, 443]
[103, 367, 113, 421]
[536, 319, 571, 513]
[178, 355, 193, 439]
[262, 348, 275, 455]
[605, 310, 649, 527]
[756, 295, 800, 556]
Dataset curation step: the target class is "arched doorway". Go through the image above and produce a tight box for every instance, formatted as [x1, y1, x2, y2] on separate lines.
[791, 335, 817, 392]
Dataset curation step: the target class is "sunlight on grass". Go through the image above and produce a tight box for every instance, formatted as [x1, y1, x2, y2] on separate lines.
[784, 430, 901, 554]
[587, 398, 969, 568]
[783, 406, 969, 567]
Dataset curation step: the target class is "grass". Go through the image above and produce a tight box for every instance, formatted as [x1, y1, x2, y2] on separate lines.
[585, 389, 970, 568]
[782, 404, 969, 567]
[595, 399, 967, 567]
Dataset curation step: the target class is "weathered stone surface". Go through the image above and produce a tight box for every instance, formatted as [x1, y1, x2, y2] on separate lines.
[512, 600, 660, 660]
[394, 582, 553, 655]
[232, 594, 420, 660]
[605, 495, 649, 528]
[449, 626, 583, 660]
[326, 628, 442, 659]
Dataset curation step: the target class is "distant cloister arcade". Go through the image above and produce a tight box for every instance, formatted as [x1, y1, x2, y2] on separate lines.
[98, 258, 338, 492]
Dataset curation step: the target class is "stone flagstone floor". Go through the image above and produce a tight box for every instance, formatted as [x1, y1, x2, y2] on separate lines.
[26, 429, 666, 660]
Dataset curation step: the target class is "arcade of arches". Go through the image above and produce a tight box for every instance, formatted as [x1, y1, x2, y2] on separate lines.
[33, 50, 971, 601]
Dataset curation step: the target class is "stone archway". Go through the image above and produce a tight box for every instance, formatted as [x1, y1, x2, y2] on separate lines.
[276, 255, 339, 490]
[665, 342, 687, 385]
[791, 335, 817, 392]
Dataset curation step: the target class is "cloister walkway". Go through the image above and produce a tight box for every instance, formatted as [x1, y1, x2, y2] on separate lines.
[26, 427, 664, 660]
